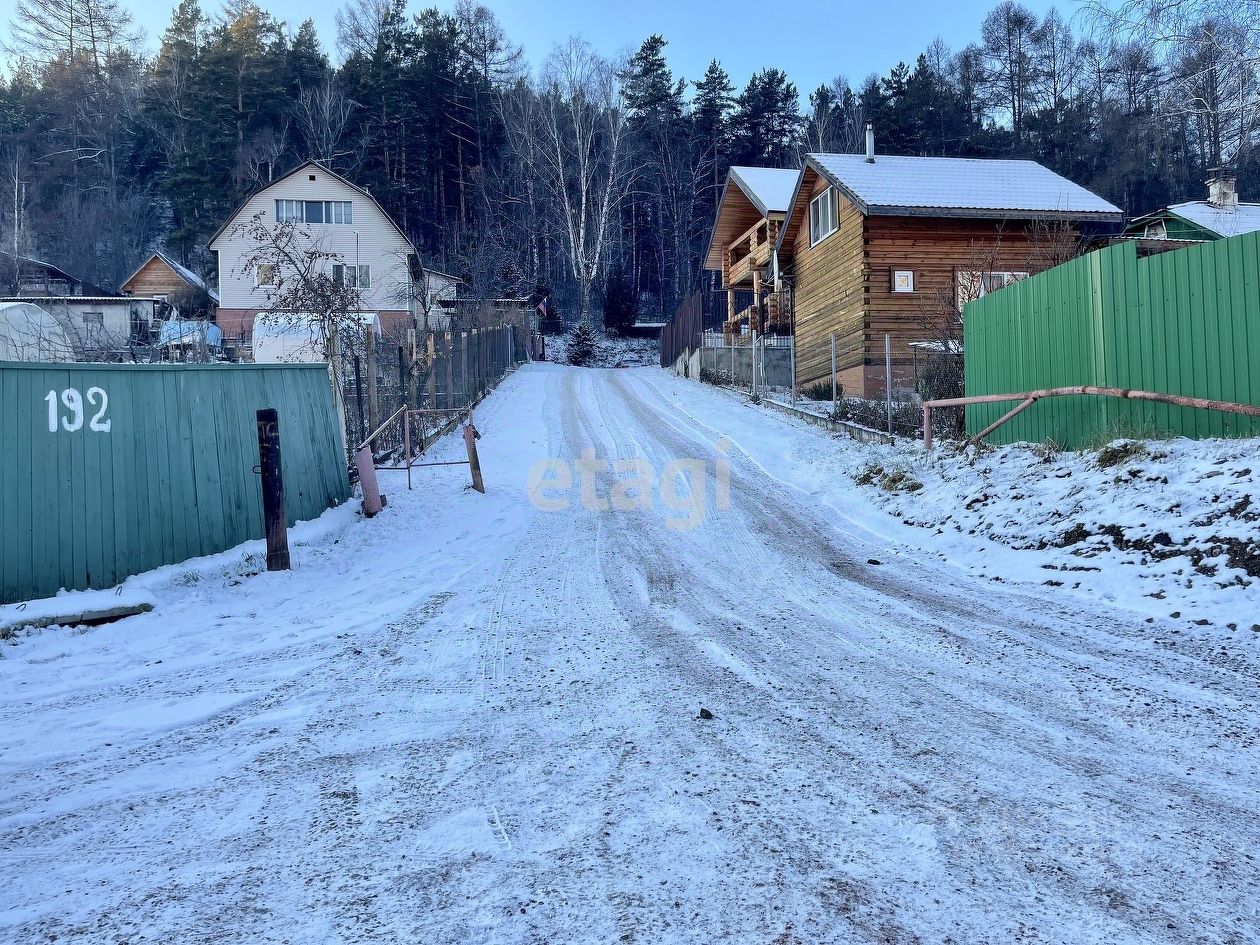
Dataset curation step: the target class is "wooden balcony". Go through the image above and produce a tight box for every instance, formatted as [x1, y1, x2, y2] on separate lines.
[722, 290, 793, 336]
[726, 218, 778, 287]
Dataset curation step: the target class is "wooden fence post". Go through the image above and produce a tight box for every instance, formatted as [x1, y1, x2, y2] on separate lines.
[426, 332, 437, 405]
[464, 419, 485, 494]
[445, 331, 454, 409]
[356, 446, 383, 516]
[255, 408, 290, 571]
[352, 354, 366, 445]
[365, 323, 378, 445]
[460, 331, 469, 405]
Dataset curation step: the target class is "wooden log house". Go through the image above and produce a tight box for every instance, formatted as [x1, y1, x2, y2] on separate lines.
[121, 250, 220, 318]
[703, 166, 800, 336]
[776, 134, 1123, 397]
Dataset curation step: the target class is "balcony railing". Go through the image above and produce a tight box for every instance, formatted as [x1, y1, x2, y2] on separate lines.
[726, 218, 778, 286]
[721, 288, 794, 336]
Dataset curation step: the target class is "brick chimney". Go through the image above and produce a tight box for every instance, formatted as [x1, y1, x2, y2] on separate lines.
[1206, 168, 1238, 209]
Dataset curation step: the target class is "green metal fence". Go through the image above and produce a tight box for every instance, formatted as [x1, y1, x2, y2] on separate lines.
[1, 362, 350, 604]
[964, 234, 1260, 447]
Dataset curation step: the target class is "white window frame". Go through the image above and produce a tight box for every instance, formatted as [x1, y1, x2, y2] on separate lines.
[809, 185, 839, 247]
[275, 199, 302, 224]
[275, 199, 352, 224]
[333, 264, 371, 289]
[955, 270, 1028, 308]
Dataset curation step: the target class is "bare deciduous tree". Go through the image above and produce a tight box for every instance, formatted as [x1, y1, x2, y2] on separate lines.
[4, 0, 139, 73]
[295, 79, 355, 165]
[1087, 0, 1260, 166]
[233, 212, 366, 390]
[505, 38, 635, 325]
[334, 0, 397, 61]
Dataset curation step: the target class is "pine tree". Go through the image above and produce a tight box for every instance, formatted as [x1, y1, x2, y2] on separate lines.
[730, 68, 803, 166]
[623, 35, 681, 125]
[566, 321, 597, 366]
[288, 20, 329, 94]
[692, 59, 734, 194]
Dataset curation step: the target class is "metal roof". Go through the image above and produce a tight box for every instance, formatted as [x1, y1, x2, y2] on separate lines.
[1166, 201, 1260, 238]
[805, 153, 1123, 220]
[728, 166, 800, 216]
[206, 160, 416, 253]
[155, 251, 220, 303]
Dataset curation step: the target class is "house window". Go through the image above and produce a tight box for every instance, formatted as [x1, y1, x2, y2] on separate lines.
[275, 199, 351, 224]
[956, 270, 1028, 308]
[275, 199, 302, 223]
[333, 264, 371, 289]
[82, 312, 104, 330]
[809, 185, 839, 246]
[1144, 220, 1168, 239]
[255, 263, 277, 287]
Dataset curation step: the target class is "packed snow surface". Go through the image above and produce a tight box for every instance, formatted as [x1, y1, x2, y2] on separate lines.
[2, 365, 1257, 944]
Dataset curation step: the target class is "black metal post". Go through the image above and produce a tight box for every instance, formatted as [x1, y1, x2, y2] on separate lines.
[353, 354, 366, 444]
[256, 408, 290, 571]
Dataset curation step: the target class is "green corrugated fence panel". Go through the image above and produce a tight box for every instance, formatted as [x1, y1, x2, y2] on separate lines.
[964, 233, 1260, 448]
[0, 363, 350, 604]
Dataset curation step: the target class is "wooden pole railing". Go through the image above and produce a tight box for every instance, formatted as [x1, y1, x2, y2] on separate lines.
[922, 386, 1260, 450]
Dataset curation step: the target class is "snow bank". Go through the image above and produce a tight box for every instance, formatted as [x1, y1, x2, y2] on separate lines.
[0, 501, 361, 639]
[848, 433, 1259, 630]
[649, 370, 1258, 631]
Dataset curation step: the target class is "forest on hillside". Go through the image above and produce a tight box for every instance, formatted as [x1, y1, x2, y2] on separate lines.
[0, 0, 1256, 325]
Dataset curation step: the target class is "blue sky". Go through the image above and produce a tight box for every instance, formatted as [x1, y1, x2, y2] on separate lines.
[1, 0, 1073, 95]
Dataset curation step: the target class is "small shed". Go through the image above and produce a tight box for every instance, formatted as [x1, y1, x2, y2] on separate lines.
[0, 301, 74, 361]
[122, 251, 219, 318]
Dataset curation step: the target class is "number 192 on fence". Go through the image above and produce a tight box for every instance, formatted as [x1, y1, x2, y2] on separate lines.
[45, 387, 111, 433]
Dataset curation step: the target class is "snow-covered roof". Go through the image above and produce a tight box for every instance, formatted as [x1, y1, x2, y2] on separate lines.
[728, 166, 800, 216]
[804, 153, 1123, 220]
[154, 251, 220, 303]
[1166, 201, 1260, 238]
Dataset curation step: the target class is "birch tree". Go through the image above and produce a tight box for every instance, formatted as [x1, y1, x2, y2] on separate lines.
[529, 38, 634, 325]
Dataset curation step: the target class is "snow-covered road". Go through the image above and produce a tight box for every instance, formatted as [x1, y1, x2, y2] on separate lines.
[3, 364, 1256, 944]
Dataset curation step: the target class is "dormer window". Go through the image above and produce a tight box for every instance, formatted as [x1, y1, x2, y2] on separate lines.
[809, 185, 838, 246]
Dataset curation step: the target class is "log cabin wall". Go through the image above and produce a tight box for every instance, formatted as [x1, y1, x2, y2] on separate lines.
[791, 199, 1075, 398]
[789, 171, 867, 395]
[123, 257, 192, 301]
[862, 216, 1054, 398]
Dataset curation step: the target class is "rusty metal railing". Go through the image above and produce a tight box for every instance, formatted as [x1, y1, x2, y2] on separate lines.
[923, 386, 1260, 450]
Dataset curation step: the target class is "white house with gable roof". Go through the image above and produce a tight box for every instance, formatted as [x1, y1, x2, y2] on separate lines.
[209, 161, 448, 350]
